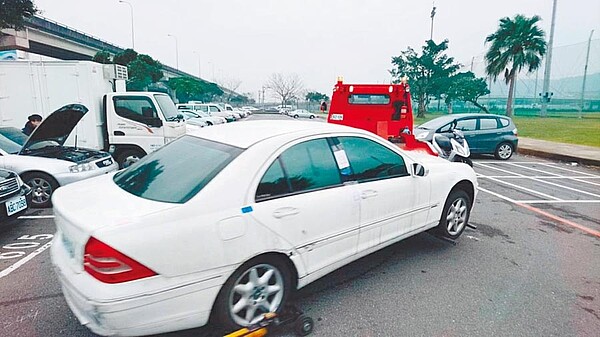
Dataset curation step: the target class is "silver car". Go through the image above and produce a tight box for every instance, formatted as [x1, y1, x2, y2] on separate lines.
[0, 104, 118, 207]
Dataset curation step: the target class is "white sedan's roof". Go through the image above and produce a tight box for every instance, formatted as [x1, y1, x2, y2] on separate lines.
[187, 120, 365, 148]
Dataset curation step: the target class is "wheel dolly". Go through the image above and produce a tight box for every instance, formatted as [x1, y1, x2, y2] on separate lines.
[223, 305, 314, 337]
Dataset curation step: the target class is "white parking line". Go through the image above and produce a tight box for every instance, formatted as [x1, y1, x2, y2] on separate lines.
[0, 242, 52, 279]
[502, 162, 600, 187]
[514, 200, 600, 204]
[476, 162, 600, 199]
[17, 215, 55, 219]
[479, 175, 563, 201]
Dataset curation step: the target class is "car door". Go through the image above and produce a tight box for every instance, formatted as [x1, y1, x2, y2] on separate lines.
[454, 118, 478, 152]
[250, 138, 360, 275]
[476, 117, 502, 153]
[335, 136, 426, 251]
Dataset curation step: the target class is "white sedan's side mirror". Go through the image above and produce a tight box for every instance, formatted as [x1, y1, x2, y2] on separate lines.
[412, 163, 429, 177]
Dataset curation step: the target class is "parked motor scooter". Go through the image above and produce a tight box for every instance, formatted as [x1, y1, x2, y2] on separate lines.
[429, 124, 473, 167]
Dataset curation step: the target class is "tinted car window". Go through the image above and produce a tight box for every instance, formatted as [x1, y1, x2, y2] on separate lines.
[279, 139, 341, 193]
[114, 136, 243, 203]
[479, 118, 499, 130]
[256, 159, 290, 201]
[456, 118, 477, 131]
[114, 96, 157, 124]
[338, 137, 408, 182]
[348, 94, 390, 105]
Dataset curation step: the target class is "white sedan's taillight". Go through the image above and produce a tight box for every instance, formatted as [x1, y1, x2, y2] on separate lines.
[83, 237, 157, 284]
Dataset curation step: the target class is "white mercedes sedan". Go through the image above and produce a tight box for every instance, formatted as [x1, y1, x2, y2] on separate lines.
[51, 120, 477, 336]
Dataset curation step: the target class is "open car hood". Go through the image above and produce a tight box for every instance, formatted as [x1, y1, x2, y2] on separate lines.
[21, 104, 88, 152]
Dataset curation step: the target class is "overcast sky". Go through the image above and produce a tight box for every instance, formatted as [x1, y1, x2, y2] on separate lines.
[33, 0, 600, 99]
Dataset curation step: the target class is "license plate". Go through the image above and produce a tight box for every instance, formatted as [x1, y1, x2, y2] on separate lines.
[5, 195, 27, 216]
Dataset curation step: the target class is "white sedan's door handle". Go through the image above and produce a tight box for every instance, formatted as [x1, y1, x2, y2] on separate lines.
[273, 207, 300, 219]
[360, 190, 378, 199]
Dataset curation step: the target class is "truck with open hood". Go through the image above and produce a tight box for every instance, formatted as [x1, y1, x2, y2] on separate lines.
[0, 60, 186, 168]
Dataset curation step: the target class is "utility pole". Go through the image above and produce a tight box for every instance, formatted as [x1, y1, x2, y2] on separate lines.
[580, 30, 594, 118]
[430, 3, 436, 41]
[540, 0, 558, 117]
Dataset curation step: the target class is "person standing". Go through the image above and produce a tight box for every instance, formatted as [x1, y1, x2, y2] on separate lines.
[22, 114, 43, 136]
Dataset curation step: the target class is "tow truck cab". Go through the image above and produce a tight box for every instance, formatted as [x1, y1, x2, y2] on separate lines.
[327, 78, 435, 155]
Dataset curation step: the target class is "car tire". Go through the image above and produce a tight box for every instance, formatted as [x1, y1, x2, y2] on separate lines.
[212, 256, 292, 330]
[436, 189, 471, 239]
[116, 149, 144, 169]
[207, 121, 213, 126]
[293, 115, 299, 119]
[21, 172, 58, 208]
[309, 115, 315, 119]
[494, 142, 514, 160]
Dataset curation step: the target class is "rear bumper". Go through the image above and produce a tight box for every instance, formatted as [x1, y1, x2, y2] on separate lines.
[50, 235, 223, 336]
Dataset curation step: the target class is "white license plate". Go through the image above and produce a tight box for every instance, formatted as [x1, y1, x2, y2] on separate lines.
[5, 195, 27, 216]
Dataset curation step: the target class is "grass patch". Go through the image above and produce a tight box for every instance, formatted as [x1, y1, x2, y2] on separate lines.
[513, 116, 600, 147]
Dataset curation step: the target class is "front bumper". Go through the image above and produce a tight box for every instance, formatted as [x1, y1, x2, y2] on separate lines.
[0, 184, 32, 220]
[50, 235, 223, 336]
[55, 161, 119, 186]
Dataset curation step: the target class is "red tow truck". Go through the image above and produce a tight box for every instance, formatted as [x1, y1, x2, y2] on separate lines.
[327, 78, 436, 156]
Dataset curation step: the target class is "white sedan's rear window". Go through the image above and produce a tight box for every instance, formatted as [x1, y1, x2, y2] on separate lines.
[114, 136, 243, 203]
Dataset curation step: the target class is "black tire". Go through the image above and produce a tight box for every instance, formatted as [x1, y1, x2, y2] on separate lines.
[437, 189, 471, 239]
[21, 172, 58, 208]
[454, 157, 473, 167]
[309, 115, 315, 119]
[295, 316, 314, 336]
[494, 142, 514, 160]
[116, 149, 145, 169]
[207, 121, 213, 126]
[212, 256, 292, 330]
[293, 115, 299, 119]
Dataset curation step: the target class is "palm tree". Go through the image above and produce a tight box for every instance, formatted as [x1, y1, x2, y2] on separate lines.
[485, 15, 547, 116]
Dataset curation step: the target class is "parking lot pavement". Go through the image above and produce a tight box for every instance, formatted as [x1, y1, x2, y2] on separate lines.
[1, 116, 599, 336]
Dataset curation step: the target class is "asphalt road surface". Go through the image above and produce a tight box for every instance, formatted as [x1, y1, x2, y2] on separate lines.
[1, 113, 598, 337]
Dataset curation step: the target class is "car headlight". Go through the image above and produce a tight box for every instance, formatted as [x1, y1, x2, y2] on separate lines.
[69, 163, 95, 173]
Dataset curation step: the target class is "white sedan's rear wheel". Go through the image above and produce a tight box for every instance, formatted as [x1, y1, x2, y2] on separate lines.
[213, 256, 291, 329]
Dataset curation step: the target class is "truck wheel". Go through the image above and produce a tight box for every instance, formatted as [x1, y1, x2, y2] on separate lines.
[117, 150, 144, 169]
[22, 172, 58, 208]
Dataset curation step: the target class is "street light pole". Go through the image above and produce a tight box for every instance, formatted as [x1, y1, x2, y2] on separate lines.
[118, 0, 135, 50]
[430, 3, 436, 41]
[167, 34, 179, 70]
[540, 0, 558, 117]
[193, 51, 202, 78]
[580, 30, 594, 117]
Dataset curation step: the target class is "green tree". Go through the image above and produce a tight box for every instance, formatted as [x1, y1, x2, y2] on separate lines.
[0, 0, 37, 30]
[444, 72, 490, 113]
[305, 91, 329, 110]
[126, 54, 163, 91]
[92, 51, 112, 64]
[167, 77, 224, 103]
[113, 48, 138, 66]
[485, 14, 546, 117]
[390, 40, 460, 118]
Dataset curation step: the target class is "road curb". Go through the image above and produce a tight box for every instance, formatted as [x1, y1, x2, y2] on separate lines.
[518, 147, 600, 167]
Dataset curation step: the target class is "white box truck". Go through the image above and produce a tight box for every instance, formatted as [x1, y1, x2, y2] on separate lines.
[0, 60, 186, 168]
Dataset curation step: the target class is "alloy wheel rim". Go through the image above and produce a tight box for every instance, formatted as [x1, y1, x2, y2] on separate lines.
[228, 264, 284, 326]
[446, 198, 467, 235]
[499, 144, 512, 159]
[29, 178, 52, 205]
